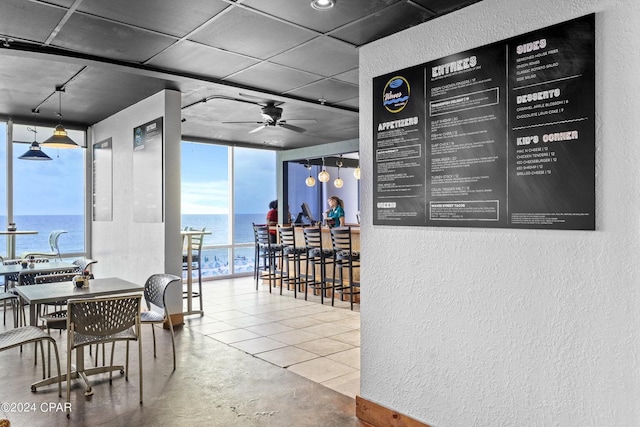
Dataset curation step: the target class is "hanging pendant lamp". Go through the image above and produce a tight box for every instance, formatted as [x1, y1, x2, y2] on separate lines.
[19, 126, 52, 161]
[353, 164, 361, 180]
[334, 158, 344, 188]
[42, 88, 80, 149]
[318, 157, 330, 183]
[305, 162, 316, 187]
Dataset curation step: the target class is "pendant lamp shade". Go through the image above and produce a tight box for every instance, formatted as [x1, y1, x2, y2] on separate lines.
[334, 158, 344, 188]
[305, 162, 316, 186]
[318, 157, 330, 183]
[19, 141, 52, 161]
[353, 165, 361, 180]
[41, 88, 80, 148]
[42, 124, 79, 148]
[19, 126, 52, 161]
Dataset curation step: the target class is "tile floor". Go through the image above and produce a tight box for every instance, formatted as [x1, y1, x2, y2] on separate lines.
[0, 275, 364, 426]
[185, 276, 361, 398]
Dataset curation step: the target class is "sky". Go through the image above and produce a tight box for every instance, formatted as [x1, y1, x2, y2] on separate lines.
[0, 123, 85, 216]
[181, 142, 276, 215]
[1, 124, 276, 216]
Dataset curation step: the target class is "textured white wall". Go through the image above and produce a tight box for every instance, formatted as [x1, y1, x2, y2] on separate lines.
[90, 90, 182, 296]
[359, 0, 640, 425]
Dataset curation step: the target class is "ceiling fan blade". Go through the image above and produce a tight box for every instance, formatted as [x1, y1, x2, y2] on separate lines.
[279, 123, 306, 133]
[260, 113, 276, 123]
[249, 124, 267, 134]
[282, 119, 318, 124]
[221, 121, 264, 124]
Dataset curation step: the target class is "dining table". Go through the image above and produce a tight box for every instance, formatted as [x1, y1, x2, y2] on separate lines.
[0, 229, 38, 259]
[181, 229, 211, 316]
[0, 261, 77, 279]
[14, 277, 144, 394]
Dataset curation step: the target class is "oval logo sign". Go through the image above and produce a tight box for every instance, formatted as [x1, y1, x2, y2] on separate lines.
[383, 76, 410, 113]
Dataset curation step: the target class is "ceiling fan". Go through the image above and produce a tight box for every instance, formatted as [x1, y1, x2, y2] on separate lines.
[222, 100, 317, 134]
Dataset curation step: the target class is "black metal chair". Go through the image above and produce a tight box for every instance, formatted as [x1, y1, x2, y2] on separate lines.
[252, 223, 282, 291]
[277, 225, 307, 298]
[303, 227, 335, 304]
[141, 273, 181, 371]
[330, 227, 360, 310]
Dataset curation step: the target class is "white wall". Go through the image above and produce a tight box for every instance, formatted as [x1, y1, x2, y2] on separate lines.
[90, 90, 182, 294]
[359, 0, 640, 425]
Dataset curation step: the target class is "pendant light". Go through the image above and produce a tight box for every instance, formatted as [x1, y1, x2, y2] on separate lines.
[334, 158, 344, 188]
[19, 126, 52, 161]
[318, 157, 330, 183]
[305, 162, 316, 187]
[353, 164, 361, 180]
[42, 87, 80, 149]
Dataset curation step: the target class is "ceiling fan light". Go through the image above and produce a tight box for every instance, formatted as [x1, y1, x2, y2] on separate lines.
[334, 177, 344, 188]
[353, 166, 361, 179]
[42, 124, 80, 148]
[18, 141, 52, 161]
[310, 0, 335, 11]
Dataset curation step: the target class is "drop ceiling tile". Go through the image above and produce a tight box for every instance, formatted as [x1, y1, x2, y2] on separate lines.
[333, 69, 359, 85]
[241, 0, 403, 34]
[285, 79, 358, 104]
[0, 0, 66, 43]
[226, 62, 322, 94]
[0, 56, 81, 119]
[330, 2, 435, 46]
[51, 14, 177, 63]
[412, 0, 483, 14]
[76, 0, 230, 38]
[271, 37, 358, 77]
[148, 40, 259, 79]
[189, 7, 316, 60]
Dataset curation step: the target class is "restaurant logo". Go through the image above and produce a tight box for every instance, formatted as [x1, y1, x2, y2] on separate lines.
[383, 76, 410, 113]
[134, 127, 144, 151]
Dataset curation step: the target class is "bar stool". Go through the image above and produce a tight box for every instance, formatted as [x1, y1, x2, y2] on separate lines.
[277, 225, 307, 298]
[182, 227, 205, 311]
[330, 227, 360, 310]
[303, 227, 334, 304]
[252, 224, 282, 291]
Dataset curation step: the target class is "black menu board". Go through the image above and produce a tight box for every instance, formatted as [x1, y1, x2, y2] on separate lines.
[373, 14, 595, 230]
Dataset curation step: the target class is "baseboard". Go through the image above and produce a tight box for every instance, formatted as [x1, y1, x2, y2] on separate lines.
[356, 396, 431, 427]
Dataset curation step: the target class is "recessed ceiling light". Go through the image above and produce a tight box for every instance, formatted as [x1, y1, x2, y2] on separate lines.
[310, 0, 335, 11]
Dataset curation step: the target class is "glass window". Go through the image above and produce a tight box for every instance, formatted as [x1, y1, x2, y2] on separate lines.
[233, 147, 276, 275]
[0, 122, 6, 254]
[181, 141, 276, 278]
[12, 124, 86, 257]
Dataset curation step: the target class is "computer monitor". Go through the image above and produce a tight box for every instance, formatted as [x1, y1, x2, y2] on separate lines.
[301, 202, 316, 224]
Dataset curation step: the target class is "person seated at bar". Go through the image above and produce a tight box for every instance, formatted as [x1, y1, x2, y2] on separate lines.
[324, 195, 345, 227]
[266, 199, 278, 242]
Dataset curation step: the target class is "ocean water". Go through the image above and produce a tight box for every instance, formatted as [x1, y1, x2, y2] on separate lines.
[0, 215, 85, 257]
[0, 214, 263, 277]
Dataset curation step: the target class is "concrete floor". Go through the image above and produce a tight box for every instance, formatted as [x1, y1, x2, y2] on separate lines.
[0, 277, 368, 427]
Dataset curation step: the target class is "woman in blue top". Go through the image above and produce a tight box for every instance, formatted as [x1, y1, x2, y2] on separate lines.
[324, 195, 345, 227]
